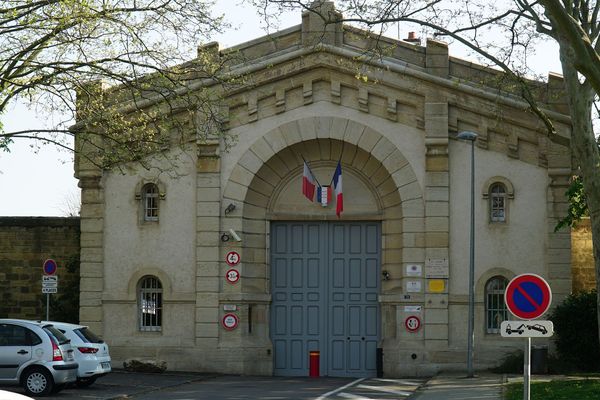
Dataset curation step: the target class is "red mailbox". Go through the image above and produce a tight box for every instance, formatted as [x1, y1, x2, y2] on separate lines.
[309, 351, 320, 377]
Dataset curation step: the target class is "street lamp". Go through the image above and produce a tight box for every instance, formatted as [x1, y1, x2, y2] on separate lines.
[457, 130, 478, 378]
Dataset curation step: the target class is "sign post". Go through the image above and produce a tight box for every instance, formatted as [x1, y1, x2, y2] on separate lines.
[42, 259, 58, 320]
[504, 273, 552, 400]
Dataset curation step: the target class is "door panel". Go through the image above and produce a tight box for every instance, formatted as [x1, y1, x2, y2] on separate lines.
[271, 222, 380, 377]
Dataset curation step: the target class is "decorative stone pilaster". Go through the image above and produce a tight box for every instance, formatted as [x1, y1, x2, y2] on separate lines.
[547, 166, 572, 305]
[301, 1, 342, 47]
[78, 175, 105, 334]
[426, 40, 449, 78]
[195, 139, 221, 348]
[423, 102, 450, 356]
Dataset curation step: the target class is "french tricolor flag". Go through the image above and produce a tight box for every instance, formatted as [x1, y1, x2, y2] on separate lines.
[302, 161, 316, 201]
[333, 161, 343, 217]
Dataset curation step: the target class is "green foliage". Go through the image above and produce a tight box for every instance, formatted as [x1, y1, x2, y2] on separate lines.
[0, 137, 11, 152]
[555, 175, 588, 232]
[51, 254, 80, 323]
[505, 380, 600, 400]
[0, 0, 230, 161]
[549, 290, 600, 372]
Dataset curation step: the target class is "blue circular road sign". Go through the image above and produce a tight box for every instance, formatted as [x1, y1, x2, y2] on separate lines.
[43, 259, 57, 275]
[505, 273, 552, 320]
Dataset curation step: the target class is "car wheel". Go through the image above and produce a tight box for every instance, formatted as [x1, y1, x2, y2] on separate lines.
[76, 377, 97, 388]
[22, 367, 54, 397]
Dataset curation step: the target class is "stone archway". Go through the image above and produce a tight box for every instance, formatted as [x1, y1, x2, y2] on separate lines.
[221, 115, 425, 296]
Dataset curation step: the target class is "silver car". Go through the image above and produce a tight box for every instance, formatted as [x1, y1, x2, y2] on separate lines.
[0, 319, 78, 396]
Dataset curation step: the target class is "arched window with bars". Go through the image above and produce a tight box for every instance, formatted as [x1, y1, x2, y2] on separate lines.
[490, 183, 507, 222]
[138, 276, 163, 331]
[485, 276, 508, 333]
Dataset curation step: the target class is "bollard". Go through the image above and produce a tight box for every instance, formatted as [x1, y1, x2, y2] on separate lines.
[309, 351, 320, 377]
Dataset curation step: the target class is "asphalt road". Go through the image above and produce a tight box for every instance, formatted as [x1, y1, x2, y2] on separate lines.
[1, 371, 358, 400]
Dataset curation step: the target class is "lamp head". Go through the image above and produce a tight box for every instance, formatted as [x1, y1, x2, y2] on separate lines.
[457, 131, 478, 141]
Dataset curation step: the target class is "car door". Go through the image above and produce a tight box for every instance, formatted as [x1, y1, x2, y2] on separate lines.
[0, 324, 33, 380]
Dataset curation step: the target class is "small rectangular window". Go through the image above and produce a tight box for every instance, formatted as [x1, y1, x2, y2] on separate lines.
[143, 184, 159, 222]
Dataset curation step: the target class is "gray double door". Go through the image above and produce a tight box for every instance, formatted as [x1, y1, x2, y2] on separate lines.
[270, 221, 381, 377]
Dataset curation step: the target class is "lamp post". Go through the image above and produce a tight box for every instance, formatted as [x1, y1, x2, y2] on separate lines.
[457, 130, 478, 378]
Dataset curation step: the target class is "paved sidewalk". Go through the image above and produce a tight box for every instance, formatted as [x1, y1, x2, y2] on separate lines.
[412, 373, 503, 399]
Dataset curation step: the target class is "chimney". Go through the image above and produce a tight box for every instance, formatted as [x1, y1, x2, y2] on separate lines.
[404, 31, 421, 45]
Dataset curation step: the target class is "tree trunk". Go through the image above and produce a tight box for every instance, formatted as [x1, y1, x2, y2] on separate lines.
[559, 46, 600, 343]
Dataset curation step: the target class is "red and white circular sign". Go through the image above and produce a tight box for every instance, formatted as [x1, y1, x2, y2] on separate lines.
[505, 273, 552, 320]
[222, 313, 239, 330]
[226, 251, 240, 266]
[226, 269, 240, 284]
[405, 316, 421, 333]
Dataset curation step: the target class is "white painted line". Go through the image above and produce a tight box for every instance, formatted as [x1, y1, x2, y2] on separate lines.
[316, 378, 366, 400]
[357, 384, 412, 397]
[372, 378, 423, 386]
[338, 392, 376, 400]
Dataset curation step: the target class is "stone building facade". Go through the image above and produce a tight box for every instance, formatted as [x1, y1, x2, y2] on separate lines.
[75, 2, 574, 376]
[0, 217, 80, 319]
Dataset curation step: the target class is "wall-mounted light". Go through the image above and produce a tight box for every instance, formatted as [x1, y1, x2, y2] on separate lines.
[224, 203, 236, 215]
[382, 270, 390, 281]
[221, 229, 242, 242]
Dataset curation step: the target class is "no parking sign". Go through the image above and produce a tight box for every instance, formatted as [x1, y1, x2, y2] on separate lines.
[504, 274, 552, 320]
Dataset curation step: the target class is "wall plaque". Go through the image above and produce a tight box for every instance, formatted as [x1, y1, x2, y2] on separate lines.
[425, 258, 449, 278]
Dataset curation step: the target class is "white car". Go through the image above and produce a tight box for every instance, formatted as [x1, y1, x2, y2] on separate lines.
[43, 322, 111, 387]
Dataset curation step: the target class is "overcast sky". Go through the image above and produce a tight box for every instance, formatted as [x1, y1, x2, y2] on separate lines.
[0, 2, 561, 217]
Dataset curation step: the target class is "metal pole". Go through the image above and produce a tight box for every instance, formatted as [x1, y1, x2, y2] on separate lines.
[467, 138, 475, 377]
[524, 337, 531, 400]
[46, 293, 49, 321]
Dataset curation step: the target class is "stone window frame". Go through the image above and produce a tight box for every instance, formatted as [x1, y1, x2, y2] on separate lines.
[482, 177, 514, 224]
[138, 275, 163, 332]
[484, 275, 509, 334]
[135, 180, 166, 224]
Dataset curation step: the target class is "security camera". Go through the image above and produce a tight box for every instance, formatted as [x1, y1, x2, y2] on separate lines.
[229, 229, 242, 242]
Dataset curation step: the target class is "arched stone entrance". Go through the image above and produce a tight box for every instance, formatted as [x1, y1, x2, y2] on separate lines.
[221, 116, 424, 375]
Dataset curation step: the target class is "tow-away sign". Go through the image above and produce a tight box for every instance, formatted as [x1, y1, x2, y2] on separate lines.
[500, 320, 553, 338]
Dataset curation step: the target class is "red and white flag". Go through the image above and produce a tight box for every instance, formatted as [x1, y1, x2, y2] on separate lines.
[333, 161, 343, 217]
[302, 161, 316, 201]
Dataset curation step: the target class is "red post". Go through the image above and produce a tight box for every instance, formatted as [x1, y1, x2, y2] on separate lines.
[309, 351, 320, 377]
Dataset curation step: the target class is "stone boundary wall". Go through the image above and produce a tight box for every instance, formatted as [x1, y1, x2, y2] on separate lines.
[572, 218, 595, 292]
[0, 217, 80, 319]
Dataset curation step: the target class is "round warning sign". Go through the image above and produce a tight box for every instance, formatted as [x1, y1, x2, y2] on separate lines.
[505, 273, 552, 320]
[222, 313, 239, 330]
[225, 251, 240, 266]
[226, 269, 240, 284]
[405, 316, 421, 332]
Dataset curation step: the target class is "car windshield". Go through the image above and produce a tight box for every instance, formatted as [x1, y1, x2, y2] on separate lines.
[75, 327, 104, 344]
[43, 325, 70, 345]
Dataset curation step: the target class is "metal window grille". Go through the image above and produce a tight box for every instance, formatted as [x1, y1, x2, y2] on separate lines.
[485, 276, 508, 333]
[490, 184, 506, 222]
[139, 276, 162, 332]
[143, 184, 159, 221]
